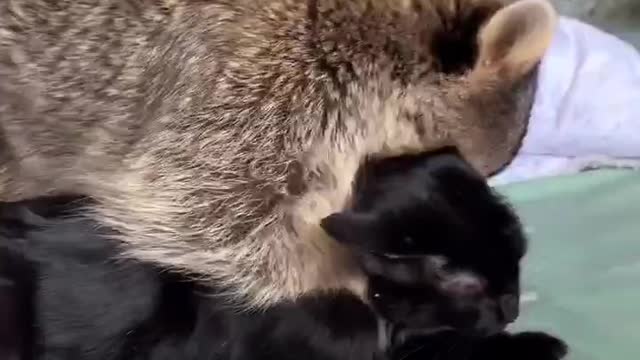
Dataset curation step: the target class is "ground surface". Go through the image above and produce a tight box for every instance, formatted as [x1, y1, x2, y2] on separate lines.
[501, 169, 640, 360]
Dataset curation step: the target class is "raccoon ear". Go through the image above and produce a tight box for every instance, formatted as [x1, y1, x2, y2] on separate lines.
[471, 0, 557, 82]
[320, 211, 377, 246]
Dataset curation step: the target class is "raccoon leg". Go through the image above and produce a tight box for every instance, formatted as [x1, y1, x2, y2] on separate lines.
[0, 167, 8, 200]
[0, 130, 76, 203]
[0, 146, 56, 204]
[0, 136, 17, 202]
[84, 170, 210, 278]
[81, 166, 357, 309]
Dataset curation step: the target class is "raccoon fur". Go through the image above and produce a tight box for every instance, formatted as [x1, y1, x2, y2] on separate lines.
[0, 0, 557, 309]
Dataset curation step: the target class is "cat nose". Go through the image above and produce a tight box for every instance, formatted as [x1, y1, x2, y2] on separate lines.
[499, 294, 520, 323]
[442, 274, 484, 297]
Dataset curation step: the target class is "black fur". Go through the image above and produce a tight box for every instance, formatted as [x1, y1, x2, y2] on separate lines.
[0, 199, 385, 360]
[321, 148, 526, 336]
[0, 230, 34, 360]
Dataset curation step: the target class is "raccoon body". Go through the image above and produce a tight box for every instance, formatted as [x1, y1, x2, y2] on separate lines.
[0, 0, 557, 308]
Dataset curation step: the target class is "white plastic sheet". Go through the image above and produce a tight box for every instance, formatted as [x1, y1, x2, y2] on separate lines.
[491, 17, 640, 185]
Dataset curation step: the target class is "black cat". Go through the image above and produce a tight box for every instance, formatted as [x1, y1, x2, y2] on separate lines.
[0, 150, 567, 360]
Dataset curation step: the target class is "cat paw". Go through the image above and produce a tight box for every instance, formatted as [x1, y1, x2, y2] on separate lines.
[477, 331, 568, 360]
[510, 332, 568, 359]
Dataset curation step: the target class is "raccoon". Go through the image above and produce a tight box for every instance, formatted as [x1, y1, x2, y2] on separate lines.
[0, 0, 557, 309]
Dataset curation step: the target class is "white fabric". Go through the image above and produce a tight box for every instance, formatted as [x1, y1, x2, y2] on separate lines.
[490, 17, 640, 186]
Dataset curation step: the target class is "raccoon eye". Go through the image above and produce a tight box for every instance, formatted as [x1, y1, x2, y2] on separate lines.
[372, 292, 382, 299]
[403, 236, 414, 245]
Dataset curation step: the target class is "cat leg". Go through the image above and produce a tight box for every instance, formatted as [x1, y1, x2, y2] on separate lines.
[393, 331, 567, 360]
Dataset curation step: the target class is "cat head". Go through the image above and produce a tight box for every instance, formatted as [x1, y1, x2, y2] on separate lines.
[321, 148, 527, 336]
[315, 0, 557, 175]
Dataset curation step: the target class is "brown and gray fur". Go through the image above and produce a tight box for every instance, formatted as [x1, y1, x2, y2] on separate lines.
[0, 0, 557, 309]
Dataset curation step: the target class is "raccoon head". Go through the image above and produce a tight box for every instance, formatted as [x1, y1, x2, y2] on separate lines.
[321, 148, 526, 337]
[314, 0, 557, 176]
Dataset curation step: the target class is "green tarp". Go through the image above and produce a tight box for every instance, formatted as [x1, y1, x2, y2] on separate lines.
[499, 170, 640, 359]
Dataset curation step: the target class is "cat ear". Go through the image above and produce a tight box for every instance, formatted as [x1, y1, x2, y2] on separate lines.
[471, 0, 557, 82]
[320, 211, 377, 247]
